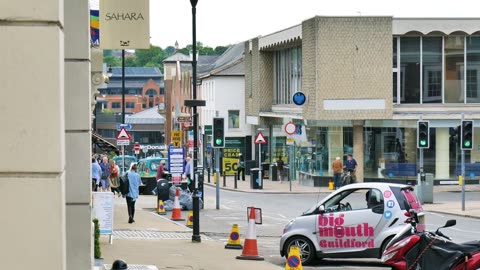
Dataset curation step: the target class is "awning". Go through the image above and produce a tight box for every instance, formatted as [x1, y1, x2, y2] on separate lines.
[92, 132, 120, 154]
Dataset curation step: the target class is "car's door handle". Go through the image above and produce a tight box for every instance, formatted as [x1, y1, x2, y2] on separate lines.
[312, 231, 317, 235]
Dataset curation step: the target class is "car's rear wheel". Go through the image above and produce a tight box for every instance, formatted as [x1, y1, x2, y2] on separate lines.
[284, 236, 316, 265]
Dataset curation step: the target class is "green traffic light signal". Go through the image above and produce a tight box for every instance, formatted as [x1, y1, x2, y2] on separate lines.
[464, 140, 471, 148]
[215, 138, 223, 145]
[420, 139, 427, 146]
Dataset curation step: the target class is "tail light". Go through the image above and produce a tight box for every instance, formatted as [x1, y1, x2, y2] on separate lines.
[146, 168, 149, 174]
[404, 211, 411, 217]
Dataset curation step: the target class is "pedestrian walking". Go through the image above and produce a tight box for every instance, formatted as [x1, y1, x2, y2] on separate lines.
[99, 156, 110, 192]
[108, 159, 120, 197]
[91, 157, 102, 191]
[184, 156, 193, 191]
[276, 156, 285, 183]
[332, 157, 343, 189]
[126, 163, 142, 224]
[236, 153, 245, 181]
[343, 154, 358, 183]
[152, 159, 168, 195]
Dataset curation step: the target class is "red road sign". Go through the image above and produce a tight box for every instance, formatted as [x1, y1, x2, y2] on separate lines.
[134, 143, 141, 151]
[254, 132, 267, 145]
[116, 127, 132, 140]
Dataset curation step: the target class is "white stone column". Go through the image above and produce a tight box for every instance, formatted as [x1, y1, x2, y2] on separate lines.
[328, 126, 343, 174]
[0, 1, 66, 269]
[435, 127, 450, 179]
[353, 121, 365, 182]
[64, 0, 93, 269]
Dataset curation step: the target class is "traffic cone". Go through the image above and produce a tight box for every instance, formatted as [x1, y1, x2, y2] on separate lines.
[285, 245, 303, 270]
[236, 207, 264, 261]
[225, 224, 243, 249]
[170, 188, 185, 221]
[186, 211, 193, 228]
[157, 199, 166, 215]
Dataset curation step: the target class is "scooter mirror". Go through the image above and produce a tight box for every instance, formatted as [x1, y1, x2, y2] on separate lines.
[444, 219, 456, 228]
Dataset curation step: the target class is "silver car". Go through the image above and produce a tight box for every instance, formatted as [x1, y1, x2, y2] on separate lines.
[280, 183, 424, 265]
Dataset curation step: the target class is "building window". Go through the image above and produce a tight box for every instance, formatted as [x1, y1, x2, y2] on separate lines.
[126, 102, 135, 109]
[422, 37, 442, 103]
[445, 36, 465, 103]
[273, 46, 302, 105]
[467, 36, 480, 103]
[160, 87, 165, 95]
[149, 102, 153, 108]
[400, 37, 420, 104]
[228, 110, 240, 129]
[142, 103, 146, 109]
[146, 89, 157, 97]
[467, 69, 478, 98]
[112, 102, 121, 109]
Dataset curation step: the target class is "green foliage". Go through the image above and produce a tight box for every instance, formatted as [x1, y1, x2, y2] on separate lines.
[92, 218, 101, 259]
[104, 55, 120, 67]
[101, 109, 115, 114]
[103, 42, 229, 70]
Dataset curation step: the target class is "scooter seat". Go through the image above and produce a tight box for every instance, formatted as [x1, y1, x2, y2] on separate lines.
[454, 240, 480, 254]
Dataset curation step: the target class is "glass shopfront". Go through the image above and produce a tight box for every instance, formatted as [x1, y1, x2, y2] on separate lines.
[258, 121, 478, 181]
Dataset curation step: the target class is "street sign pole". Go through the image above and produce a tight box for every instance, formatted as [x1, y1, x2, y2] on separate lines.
[215, 148, 220, 210]
[258, 143, 262, 186]
[122, 145, 125, 174]
[461, 113, 466, 211]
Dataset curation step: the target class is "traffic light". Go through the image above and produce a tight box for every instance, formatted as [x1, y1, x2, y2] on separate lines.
[461, 120, 474, 150]
[417, 121, 430, 149]
[213, 117, 225, 148]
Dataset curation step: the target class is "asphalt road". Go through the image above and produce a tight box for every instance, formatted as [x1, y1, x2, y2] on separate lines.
[200, 185, 480, 269]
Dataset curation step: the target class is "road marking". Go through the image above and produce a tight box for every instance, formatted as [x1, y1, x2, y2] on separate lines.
[427, 212, 445, 218]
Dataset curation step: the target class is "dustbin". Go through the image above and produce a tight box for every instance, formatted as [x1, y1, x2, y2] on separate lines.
[156, 179, 169, 202]
[250, 168, 263, 189]
[423, 173, 434, 203]
[245, 160, 256, 176]
[261, 162, 270, 179]
[270, 164, 278, 181]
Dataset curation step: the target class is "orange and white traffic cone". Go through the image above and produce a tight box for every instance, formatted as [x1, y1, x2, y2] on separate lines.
[225, 224, 243, 249]
[186, 211, 193, 228]
[236, 207, 264, 261]
[170, 188, 185, 221]
[157, 199, 166, 215]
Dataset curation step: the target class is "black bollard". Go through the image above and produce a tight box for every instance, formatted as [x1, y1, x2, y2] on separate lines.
[234, 172, 238, 189]
[111, 259, 128, 270]
[223, 171, 226, 187]
[207, 167, 211, 183]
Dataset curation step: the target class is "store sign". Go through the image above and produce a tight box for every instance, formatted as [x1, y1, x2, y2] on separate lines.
[100, 0, 150, 49]
[222, 137, 245, 176]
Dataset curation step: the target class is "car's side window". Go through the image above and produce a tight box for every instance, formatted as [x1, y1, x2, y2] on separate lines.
[366, 188, 384, 214]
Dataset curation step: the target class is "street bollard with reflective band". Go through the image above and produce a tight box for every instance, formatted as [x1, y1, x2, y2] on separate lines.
[223, 171, 226, 187]
[234, 173, 238, 189]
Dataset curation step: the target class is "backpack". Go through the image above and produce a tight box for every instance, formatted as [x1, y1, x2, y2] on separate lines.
[119, 173, 130, 196]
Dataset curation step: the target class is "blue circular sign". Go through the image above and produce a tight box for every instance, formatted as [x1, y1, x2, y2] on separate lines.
[384, 210, 393, 219]
[292, 92, 306, 106]
[230, 232, 239, 241]
[287, 255, 301, 267]
[386, 200, 395, 208]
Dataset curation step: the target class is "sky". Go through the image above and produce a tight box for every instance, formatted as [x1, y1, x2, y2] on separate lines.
[94, 0, 480, 49]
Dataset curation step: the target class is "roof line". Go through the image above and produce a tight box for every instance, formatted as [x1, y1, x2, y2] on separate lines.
[199, 58, 244, 79]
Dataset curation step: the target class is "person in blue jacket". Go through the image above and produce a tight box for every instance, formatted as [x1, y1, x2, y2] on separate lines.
[126, 163, 142, 224]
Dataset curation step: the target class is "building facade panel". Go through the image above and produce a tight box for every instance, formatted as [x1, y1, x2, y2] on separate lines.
[315, 17, 393, 120]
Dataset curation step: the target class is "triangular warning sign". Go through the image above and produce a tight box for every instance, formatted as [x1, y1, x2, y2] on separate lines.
[116, 127, 132, 140]
[254, 132, 267, 144]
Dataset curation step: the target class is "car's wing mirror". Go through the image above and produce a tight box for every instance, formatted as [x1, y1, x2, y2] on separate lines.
[318, 205, 325, 214]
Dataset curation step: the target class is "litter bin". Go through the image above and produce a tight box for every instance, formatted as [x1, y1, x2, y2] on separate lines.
[423, 173, 434, 203]
[270, 164, 278, 181]
[245, 160, 256, 176]
[156, 179, 169, 202]
[250, 168, 263, 189]
[261, 162, 270, 179]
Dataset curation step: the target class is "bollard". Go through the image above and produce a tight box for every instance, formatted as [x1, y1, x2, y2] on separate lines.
[234, 172, 238, 189]
[111, 259, 128, 270]
[223, 171, 226, 187]
[207, 167, 211, 183]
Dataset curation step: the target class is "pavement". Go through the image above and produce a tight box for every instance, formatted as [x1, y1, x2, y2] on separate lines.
[97, 176, 480, 270]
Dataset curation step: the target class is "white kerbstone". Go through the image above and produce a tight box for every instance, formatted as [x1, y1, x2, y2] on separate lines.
[65, 61, 91, 131]
[0, 26, 65, 173]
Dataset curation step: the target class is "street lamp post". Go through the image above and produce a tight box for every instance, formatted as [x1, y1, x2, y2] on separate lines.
[190, 0, 201, 243]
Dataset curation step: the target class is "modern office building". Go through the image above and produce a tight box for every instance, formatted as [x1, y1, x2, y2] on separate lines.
[245, 17, 480, 185]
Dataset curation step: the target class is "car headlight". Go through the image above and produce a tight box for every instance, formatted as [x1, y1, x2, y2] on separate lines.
[283, 220, 294, 234]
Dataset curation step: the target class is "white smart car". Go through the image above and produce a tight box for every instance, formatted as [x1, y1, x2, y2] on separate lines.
[280, 183, 424, 265]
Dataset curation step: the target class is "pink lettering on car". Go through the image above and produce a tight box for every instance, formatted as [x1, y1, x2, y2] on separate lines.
[318, 213, 375, 248]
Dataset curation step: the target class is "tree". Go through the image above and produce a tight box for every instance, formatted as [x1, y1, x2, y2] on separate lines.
[214, 46, 229, 55]
[103, 55, 120, 67]
[165, 46, 176, 55]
